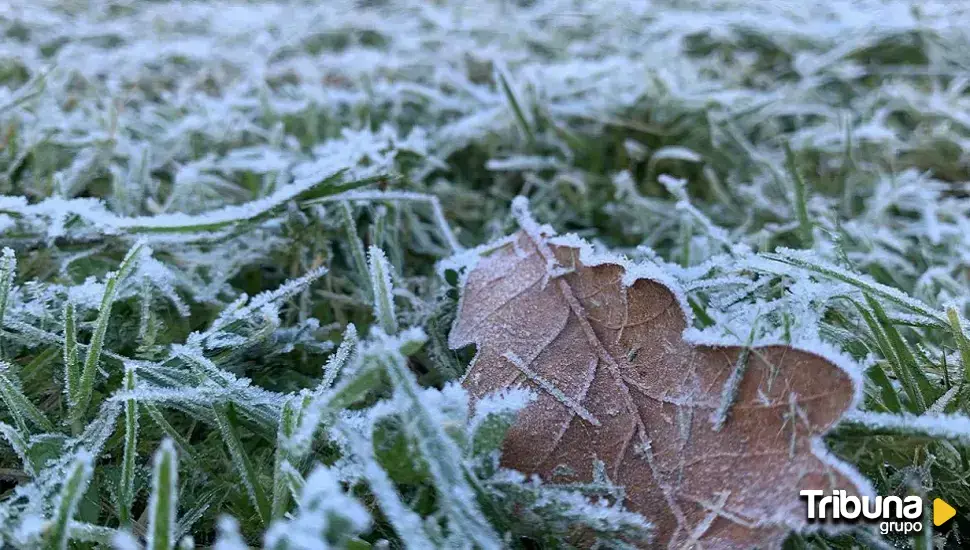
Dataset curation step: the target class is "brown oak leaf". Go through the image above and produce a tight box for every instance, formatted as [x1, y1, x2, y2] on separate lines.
[449, 199, 871, 549]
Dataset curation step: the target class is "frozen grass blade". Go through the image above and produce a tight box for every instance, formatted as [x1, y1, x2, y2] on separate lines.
[866, 362, 903, 413]
[370, 205, 387, 250]
[310, 190, 461, 253]
[766, 249, 947, 328]
[0, 420, 32, 474]
[0, 70, 46, 116]
[319, 323, 357, 391]
[864, 295, 934, 413]
[212, 516, 247, 550]
[213, 402, 271, 525]
[44, 451, 94, 550]
[278, 461, 304, 503]
[174, 489, 220, 543]
[63, 302, 79, 407]
[0, 248, 14, 356]
[68, 522, 124, 545]
[271, 395, 303, 520]
[710, 325, 756, 431]
[72, 244, 143, 427]
[111, 530, 141, 550]
[174, 348, 279, 437]
[368, 246, 398, 335]
[497, 69, 535, 144]
[783, 142, 814, 248]
[118, 364, 138, 526]
[0, 248, 13, 320]
[146, 439, 179, 550]
[114, 171, 378, 235]
[145, 404, 197, 465]
[0, 361, 53, 433]
[137, 279, 154, 345]
[844, 410, 970, 442]
[340, 202, 371, 289]
[947, 307, 970, 388]
[851, 298, 926, 413]
[263, 463, 370, 549]
[379, 345, 503, 550]
[646, 147, 702, 189]
[342, 426, 435, 549]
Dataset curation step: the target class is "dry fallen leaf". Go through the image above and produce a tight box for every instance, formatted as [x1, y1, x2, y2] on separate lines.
[449, 199, 870, 549]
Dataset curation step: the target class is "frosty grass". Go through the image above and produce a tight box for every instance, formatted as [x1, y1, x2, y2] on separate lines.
[2, 0, 970, 548]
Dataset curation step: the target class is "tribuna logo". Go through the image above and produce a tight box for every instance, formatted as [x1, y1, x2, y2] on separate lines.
[800, 490, 923, 535]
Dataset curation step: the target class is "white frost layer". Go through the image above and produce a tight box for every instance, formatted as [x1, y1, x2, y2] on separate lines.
[845, 410, 970, 441]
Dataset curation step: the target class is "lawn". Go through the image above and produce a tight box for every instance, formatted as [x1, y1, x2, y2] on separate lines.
[2, 0, 970, 548]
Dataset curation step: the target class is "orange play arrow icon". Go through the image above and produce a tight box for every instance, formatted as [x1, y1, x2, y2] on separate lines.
[934, 498, 956, 527]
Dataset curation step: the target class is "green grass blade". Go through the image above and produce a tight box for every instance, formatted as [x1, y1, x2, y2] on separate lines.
[20, 345, 59, 386]
[145, 404, 197, 465]
[213, 402, 271, 525]
[497, 69, 535, 144]
[851, 299, 923, 413]
[864, 295, 935, 412]
[0, 361, 54, 432]
[783, 142, 814, 247]
[147, 439, 179, 550]
[865, 362, 903, 413]
[369, 204, 387, 250]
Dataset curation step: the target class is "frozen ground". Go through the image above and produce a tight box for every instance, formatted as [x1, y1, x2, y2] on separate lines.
[2, 0, 970, 547]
